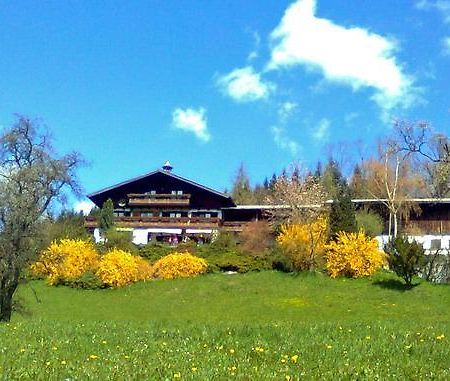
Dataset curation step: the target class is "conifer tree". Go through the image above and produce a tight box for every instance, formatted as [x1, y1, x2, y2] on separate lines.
[323, 160, 358, 240]
[231, 163, 256, 205]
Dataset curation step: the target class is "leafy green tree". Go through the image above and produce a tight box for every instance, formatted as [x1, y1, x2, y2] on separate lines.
[0, 116, 82, 321]
[231, 163, 256, 205]
[385, 235, 425, 288]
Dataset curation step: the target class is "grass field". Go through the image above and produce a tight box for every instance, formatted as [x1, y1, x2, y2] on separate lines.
[1, 271, 450, 379]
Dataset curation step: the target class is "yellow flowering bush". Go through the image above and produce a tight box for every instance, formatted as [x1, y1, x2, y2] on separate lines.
[276, 217, 328, 271]
[96, 249, 152, 287]
[151, 252, 207, 280]
[326, 230, 385, 278]
[32, 239, 99, 285]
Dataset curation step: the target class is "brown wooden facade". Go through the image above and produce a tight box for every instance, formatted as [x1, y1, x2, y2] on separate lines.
[86, 165, 450, 243]
[87, 166, 235, 243]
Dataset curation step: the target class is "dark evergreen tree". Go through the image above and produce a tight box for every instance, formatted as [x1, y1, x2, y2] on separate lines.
[324, 159, 358, 240]
[268, 173, 277, 190]
[314, 161, 323, 179]
[231, 163, 256, 205]
[321, 158, 342, 199]
[99, 198, 115, 233]
[349, 164, 368, 198]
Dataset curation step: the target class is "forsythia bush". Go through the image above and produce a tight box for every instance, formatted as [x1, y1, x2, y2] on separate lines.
[32, 239, 99, 285]
[326, 230, 385, 278]
[151, 252, 208, 279]
[96, 249, 153, 287]
[276, 217, 328, 271]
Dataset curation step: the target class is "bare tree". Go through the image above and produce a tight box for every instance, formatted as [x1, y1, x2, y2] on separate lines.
[392, 120, 449, 197]
[265, 165, 328, 225]
[362, 145, 424, 239]
[0, 116, 82, 321]
[392, 120, 449, 163]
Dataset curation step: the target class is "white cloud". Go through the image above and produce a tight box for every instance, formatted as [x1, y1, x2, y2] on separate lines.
[172, 107, 210, 142]
[73, 200, 95, 216]
[267, 0, 415, 111]
[416, 0, 450, 24]
[278, 101, 298, 122]
[271, 125, 300, 156]
[442, 36, 450, 55]
[247, 30, 261, 61]
[344, 112, 359, 124]
[311, 118, 330, 142]
[217, 66, 275, 102]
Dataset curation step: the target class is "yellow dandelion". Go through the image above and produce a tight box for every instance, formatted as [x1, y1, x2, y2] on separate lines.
[173, 372, 181, 378]
[102, 340, 107, 344]
[229, 348, 235, 354]
[89, 354, 99, 360]
[291, 354, 299, 363]
[19, 348, 26, 353]
[45, 361, 51, 366]
[52, 346, 58, 351]
[326, 345, 332, 349]
[436, 334, 445, 340]
[61, 360, 66, 365]
[191, 367, 198, 372]
[365, 336, 371, 340]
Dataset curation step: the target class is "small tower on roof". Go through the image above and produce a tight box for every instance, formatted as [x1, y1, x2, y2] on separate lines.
[162, 160, 173, 172]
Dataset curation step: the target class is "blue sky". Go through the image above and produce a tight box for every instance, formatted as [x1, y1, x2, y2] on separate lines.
[0, 0, 449, 212]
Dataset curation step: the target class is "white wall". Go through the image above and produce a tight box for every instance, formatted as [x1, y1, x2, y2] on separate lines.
[376, 234, 450, 254]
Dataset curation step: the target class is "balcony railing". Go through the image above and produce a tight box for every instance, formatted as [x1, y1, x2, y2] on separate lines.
[127, 193, 191, 206]
[84, 215, 219, 228]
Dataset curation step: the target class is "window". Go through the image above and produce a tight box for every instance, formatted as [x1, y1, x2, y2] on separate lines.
[205, 213, 211, 218]
[177, 190, 183, 195]
[141, 212, 153, 218]
[150, 190, 156, 195]
[170, 212, 176, 218]
[430, 239, 442, 250]
[171, 190, 177, 195]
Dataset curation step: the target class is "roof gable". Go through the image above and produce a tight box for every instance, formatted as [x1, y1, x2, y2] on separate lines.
[87, 169, 234, 207]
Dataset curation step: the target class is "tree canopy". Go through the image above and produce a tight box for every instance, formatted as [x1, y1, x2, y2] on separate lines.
[0, 116, 82, 321]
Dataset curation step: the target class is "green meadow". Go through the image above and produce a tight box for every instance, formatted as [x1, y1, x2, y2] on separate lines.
[1, 271, 450, 380]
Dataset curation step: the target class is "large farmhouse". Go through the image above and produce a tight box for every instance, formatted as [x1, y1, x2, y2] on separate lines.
[86, 162, 236, 244]
[86, 162, 450, 251]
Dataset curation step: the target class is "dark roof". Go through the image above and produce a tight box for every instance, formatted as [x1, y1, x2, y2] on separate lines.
[87, 169, 232, 201]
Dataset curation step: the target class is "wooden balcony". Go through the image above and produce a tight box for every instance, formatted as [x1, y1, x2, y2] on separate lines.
[127, 193, 191, 207]
[85, 216, 219, 229]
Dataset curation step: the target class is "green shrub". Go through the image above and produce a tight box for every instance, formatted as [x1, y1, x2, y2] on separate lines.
[138, 242, 196, 262]
[355, 210, 383, 237]
[385, 236, 425, 287]
[210, 231, 238, 250]
[196, 246, 272, 273]
[97, 228, 137, 254]
[64, 271, 104, 289]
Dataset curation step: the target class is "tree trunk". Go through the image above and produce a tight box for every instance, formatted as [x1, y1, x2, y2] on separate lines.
[393, 212, 398, 238]
[388, 212, 393, 240]
[0, 270, 20, 322]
